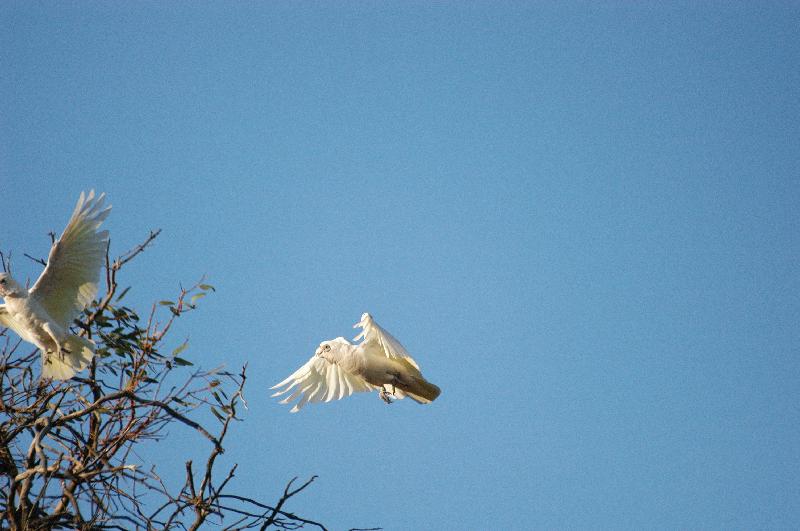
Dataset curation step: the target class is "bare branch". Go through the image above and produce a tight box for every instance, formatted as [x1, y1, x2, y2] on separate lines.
[0, 230, 348, 531]
[22, 253, 47, 267]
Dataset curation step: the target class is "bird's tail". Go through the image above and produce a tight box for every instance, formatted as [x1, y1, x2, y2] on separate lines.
[399, 376, 441, 404]
[41, 335, 95, 380]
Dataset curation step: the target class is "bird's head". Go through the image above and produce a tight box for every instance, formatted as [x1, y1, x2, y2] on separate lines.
[315, 342, 333, 357]
[315, 337, 351, 357]
[0, 273, 23, 298]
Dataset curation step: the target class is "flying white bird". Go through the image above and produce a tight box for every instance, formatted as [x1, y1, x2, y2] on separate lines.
[272, 313, 441, 412]
[0, 191, 110, 380]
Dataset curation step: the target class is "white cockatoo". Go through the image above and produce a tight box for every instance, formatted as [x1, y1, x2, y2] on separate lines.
[0, 191, 110, 380]
[271, 312, 441, 412]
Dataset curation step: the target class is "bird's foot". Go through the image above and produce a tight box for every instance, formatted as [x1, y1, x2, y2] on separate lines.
[379, 387, 394, 404]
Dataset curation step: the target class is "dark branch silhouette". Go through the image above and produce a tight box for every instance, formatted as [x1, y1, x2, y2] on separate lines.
[0, 231, 360, 530]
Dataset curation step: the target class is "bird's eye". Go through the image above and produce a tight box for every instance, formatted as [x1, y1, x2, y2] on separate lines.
[0, 279, 6, 285]
[324, 345, 331, 352]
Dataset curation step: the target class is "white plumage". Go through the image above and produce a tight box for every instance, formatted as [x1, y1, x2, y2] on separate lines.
[0, 191, 110, 380]
[272, 313, 441, 412]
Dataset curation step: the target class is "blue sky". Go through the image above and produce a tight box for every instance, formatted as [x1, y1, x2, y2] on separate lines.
[2, 3, 799, 529]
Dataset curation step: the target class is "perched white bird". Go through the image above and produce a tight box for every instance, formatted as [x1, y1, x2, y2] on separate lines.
[272, 312, 441, 412]
[0, 191, 110, 380]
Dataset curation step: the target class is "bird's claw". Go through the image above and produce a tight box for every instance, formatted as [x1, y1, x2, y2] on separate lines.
[379, 388, 394, 404]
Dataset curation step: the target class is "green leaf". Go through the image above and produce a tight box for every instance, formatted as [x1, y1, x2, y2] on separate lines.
[116, 286, 131, 301]
[210, 406, 226, 423]
[159, 300, 175, 306]
[173, 357, 193, 366]
[172, 341, 189, 357]
[190, 292, 206, 304]
[199, 283, 215, 292]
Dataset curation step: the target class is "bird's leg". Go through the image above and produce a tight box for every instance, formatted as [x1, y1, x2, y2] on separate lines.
[42, 323, 69, 359]
[389, 374, 402, 396]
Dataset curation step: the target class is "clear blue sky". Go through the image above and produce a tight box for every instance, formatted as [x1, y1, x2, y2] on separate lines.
[2, 3, 799, 529]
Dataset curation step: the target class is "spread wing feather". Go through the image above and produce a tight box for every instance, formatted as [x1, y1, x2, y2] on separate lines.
[354, 313, 421, 371]
[271, 351, 374, 413]
[0, 304, 36, 343]
[30, 191, 111, 326]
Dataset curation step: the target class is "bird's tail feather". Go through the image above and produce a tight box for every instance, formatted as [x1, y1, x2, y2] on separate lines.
[41, 335, 95, 380]
[399, 376, 441, 404]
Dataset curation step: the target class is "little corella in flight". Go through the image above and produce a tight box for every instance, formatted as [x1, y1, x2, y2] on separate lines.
[272, 312, 441, 412]
[0, 191, 110, 380]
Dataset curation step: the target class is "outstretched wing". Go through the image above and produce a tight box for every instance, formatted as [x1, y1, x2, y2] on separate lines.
[271, 342, 374, 413]
[354, 313, 421, 371]
[0, 304, 36, 343]
[30, 191, 110, 326]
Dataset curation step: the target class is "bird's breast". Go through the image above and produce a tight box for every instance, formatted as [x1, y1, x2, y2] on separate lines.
[8, 299, 39, 323]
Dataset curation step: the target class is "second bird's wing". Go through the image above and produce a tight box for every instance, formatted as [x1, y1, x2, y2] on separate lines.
[271, 348, 375, 413]
[0, 304, 36, 343]
[354, 313, 421, 371]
